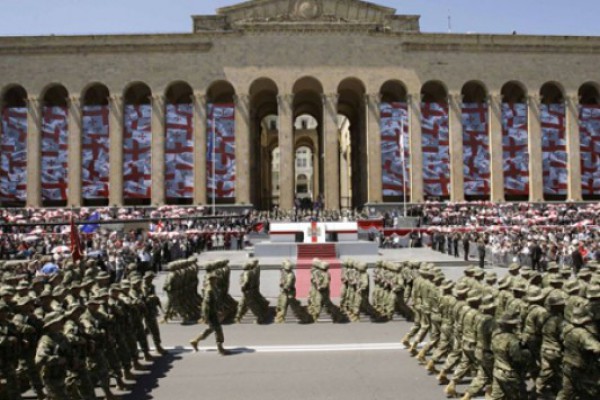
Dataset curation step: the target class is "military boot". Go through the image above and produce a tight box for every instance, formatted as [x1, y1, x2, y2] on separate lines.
[416, 348, 428, 364]
[409, 342, 419, 356]
[144, 351, 153, 361]
[116, 375, 128, 391]
[124, 369, 135, 381]
[459, 392, 472, 400]
[437, 371, 449, 385]
[400, 334, 411, 347]
[156, 344, 166, 355]
[217, 342, 231, 356]
[444, 381, 458, 398]
[425, 359, 438, 374]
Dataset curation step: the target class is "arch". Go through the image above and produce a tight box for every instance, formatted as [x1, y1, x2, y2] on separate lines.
[206, 80, 235, 103]
[123, 82, 151, 105]
[461, 81, 488, 103]
[578, 82, 600, 105]
[540, 82, 565, 104]
[42, 84, 69, 107]
[249, 77, 279, 97]
[165, 81, 193, 104]
[421, 80, 448, 103]
[293, 76, 323, 94]
[501, 81, 527, 103]
[2, 85, 28, 107]
[82, 83, 109, 106]
[380, 80, 407, 103]
[337, 77, 366, 97]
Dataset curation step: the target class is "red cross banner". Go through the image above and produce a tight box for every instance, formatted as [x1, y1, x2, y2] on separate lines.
[41, 106, 68, 201]
[165, 104, 194, 199]
[380, 102, 410, 197]
[580, 104, 600, 196]
[82, 105, 109, 199]
[421, 102, 450, 198]
[541, 104, 567, 196]
[0, 107, 27, 202]
[123, 104, 152, 199]
[502, 103, 529, 196]
[462, 103, 490, 197]
[207, 103, 236, 199]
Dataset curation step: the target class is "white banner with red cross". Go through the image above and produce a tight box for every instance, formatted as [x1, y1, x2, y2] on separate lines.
[82, 105, 109, 199]
[502, 103, 529, 196]
[580, 104, 600, 196]
[380, 102, 410, 197]
[0, 107, 27, 202]
[462, 103, 490, 197]
[41, 106, 68, 201]
[206, 103, 235, 199]
[165, 104, 194, 199]
[123, 104, 151, 199]
[541, 104, 567, 196]
[421, 102, 450, 198]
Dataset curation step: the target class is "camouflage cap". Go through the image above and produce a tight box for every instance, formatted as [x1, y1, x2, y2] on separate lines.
[586, 285, 600, 300]
[454, 283, 470, 296]
[570, 306, 593, 326]
[498, 312, 520, 326]
[43, 312, 65, 329]
[16, 296, 35, 307]
[578, 269, 592, 280]
[472, 268, 485, 279]
[243, 261, 254, 271]
[0, 286, 15, 297]
[508, 263, 521, 273]
[564, 279, 581, 295]
[512, 282, 527, 294]
[39, 289, 53, 298]
[16, 281, 30, 290]
[498, 276, 511, 290]
[0, 299, 9, 312]
[484, 272, 497, 282]
[96, 271, 110, 280]
[560, 267, 572, 277]
[52, 287, 66, 297]
[546, 262, 559, 272]
[467, 294, 482, 305]
[526, 286, 546, 303]
[442, 280, 455, 291]
[545, 293, 566, 307]
[520, 267, 533, 278]
[143, 271, 155, 280]
[548, 275, 563, 286]
[282, 260, 294, 271]
[356, 262, 368, 272]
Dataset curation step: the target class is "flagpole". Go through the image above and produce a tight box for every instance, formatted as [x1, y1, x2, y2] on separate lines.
[212, 110, 216, 216]
[401, 111, 408, 218]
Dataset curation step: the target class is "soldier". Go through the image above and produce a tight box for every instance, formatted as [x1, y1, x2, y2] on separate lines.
[63, 303, 97, 400]
[558, 306, 600, 400]
[142, 272, 165, 354]
[275, 260, 308, 323]
[536, 293, 566, 399]
[521, 285, 549, 394]
[490, 313, 531, 400]
[401, 264, 429, 347]
[236, 261, 265, 323]
[308, 260, 341, 322]
[190, 274, 231, 356]
[426, 280, 455, 374]
[417, 271, 444, 364]
[35, 312, 69, 400]
[351, 262, 376, 321]
[0, 300, 22, 400]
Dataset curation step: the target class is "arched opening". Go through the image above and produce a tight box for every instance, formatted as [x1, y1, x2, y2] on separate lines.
[421, 81, 450, 200]
[338, 78, 366, 209]
[579, 82, 600, 200]
[294, 145, 314, 209]
[41, 84, 69, 206]
[540, 82, 567, 201]
[205, 81, 236, 205]
[249, 78, 278, 210]
[81, 83, 110, 206]
[501, 81, 529, 201]
[123, 82, 152, 205]
[165, 82, 194, 205]
[461, 81, 490, 201]
[379, 80, 409, 203]
[0, 85, 28, 206]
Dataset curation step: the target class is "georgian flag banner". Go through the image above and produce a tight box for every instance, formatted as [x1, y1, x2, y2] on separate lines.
[421, 102, 450, 198]
[82, 105, 110, 199]
[502, 103, 529, 196]
[0, 107, 27, 201]
[541, 104, 568, 196]
[41, 106, 68, 201]
[462, 103, 490, 197]
[123, 104, 152, 199]
[165, 104, 194, 199]
[207, 103, 236, 199]
[580, 104, 600, 196]
[380, 102, 410, 197]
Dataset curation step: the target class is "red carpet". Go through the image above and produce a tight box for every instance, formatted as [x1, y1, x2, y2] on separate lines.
[295, 244, 342, 298]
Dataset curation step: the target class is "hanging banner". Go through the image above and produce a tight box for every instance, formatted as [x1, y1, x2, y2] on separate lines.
[502, 103, 529, 196]
[462, 103, 490, 197]
[0, 107, 27, 202]
[580, 104, 600, 196]
[165, 104, 194, 199]
[82, 105, 109, 199]
[541, 104, 567, 196]
[421, 102, 450, 197]
[41, 106, 68, 201]
[206, 103, 235, 199]
[380, 102, 410, 197]
[123, 104, 151, 199]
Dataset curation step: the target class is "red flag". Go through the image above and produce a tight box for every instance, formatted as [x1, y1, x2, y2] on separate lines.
[70, 216, 82, 263]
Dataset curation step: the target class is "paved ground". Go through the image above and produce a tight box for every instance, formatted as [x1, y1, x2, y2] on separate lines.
[116, 248, 506, 399]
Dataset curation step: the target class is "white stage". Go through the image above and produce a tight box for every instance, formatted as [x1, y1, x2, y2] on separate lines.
[268, 221, 358, 243]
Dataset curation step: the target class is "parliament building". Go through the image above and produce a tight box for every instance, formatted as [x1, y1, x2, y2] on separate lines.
[1, 0, 600, 210]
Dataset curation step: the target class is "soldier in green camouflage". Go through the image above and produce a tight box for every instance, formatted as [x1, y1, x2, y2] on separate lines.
[35, 312, 70, 400]
[536, 292, 566, 399]
[0, 300, 22, 400]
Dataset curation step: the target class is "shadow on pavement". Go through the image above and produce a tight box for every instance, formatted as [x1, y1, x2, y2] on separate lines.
[122, 352, 181, 400]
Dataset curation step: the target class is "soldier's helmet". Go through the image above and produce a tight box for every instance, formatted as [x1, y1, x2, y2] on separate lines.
[545, 293, 566, 308]
[570, 306, 593, 326]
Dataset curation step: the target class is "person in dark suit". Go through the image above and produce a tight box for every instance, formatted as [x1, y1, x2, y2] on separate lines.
[477, 239, 486, 269]
[530, 241, 543, 272]
[571, 247, 584, 275]
[462, 234, 470, 261]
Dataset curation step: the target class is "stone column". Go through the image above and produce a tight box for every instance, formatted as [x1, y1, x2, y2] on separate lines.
[193, 93, 207, 205]
[108, 95, 123, 206]
[234, 94, 251, 205]
[365, 94, 382, 204]
[278, 94, 294, 210]
[528, 94, 544, 202]
[448, 93, 464, 202]
[322, 93, 340, 210]
[151, 94, 165, 205]
[488, 94, 505, 203]
[408, 94, 424, 203]
[565, 94, 582, 201]
[67, 96, 82, 207]
[26, 97, 41, 207]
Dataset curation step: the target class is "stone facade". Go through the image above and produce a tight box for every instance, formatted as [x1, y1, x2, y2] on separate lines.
[0, 0, 599, 209]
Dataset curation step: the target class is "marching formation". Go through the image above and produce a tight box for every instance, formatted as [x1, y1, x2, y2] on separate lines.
[0, 258, 165, 400]
[400, 262, 600, 400]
